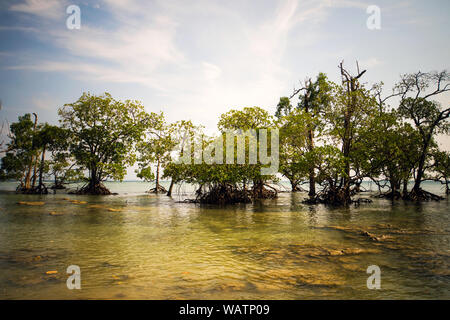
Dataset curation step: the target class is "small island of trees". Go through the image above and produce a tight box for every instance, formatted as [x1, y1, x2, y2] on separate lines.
[1, 62, 449, 206]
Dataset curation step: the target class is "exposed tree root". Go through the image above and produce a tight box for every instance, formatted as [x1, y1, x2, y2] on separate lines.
[375, 190, 402, 200]
[183, 182, 278, 205]
[17, 184, 48, 195]
[71, 183, 112, 195]
[406, 188, 444, 201]
[50, 184, 66, 190]
[252, 183, 278, 199]
[196, 184, 252, 205]
[304, 188, 352, 206]
[147, 185, 167, 194]
[304, 186, 372, 206]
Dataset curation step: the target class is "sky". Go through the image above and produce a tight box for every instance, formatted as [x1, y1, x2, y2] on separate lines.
[0, 0, 449, 179]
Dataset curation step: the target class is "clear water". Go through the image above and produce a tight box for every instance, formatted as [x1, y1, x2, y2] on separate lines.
[0, 181, 449, 299]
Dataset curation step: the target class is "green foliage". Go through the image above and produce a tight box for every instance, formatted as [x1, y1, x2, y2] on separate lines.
[48, 151, 83, 187]
[314, 145, 347, 184]
[275, 97, 292, 119]
[218, 106, 273, 131]
[277, 108, 310, 187]
[395, 71, 450, 196]
[356, 109, 422, 194]
[399, 98, 450, 136]
[433, 150, 450, 193]
[58, 92, 148, 192]
[2, 66, 448, 203]
[136, 112, 176, 186]
[0, 114, 35, 181]
[164, 107, 278, 201]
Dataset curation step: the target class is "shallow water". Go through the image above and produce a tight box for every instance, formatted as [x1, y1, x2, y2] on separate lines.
[0, 181, 449, 299]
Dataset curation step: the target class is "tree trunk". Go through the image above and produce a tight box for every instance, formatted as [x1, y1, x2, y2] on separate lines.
[155, 159, 160, 194]
[412, 130, 434, 194]
[37, 146, 47, 194]
[75, 166, 110, 195]
[167, 179, 174, 196]
[304, 96, 316, 199]
[389, 179, 402, 199]
[412, 146, 427, 193]
[354, 180, 361, 193]
[307, 128, 316, 198]
[90, 169, 95, 189]
[24, 113, 38, 190]
[341, 89, 352, 205]
[342, 132, 351, 204]
[89, 167, 100, 191]
[24, 154, 33, 189]
[402, 179, 408, 198]
[336, 63, 366, 206]
[31, 154, 39, 188]
[38, 147, 45, 186]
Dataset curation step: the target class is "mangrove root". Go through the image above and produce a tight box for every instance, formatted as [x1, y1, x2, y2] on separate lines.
[375, 190, 403, 200]
[50, 184, 66, 190]
[407, 188, 444, 201]
[147, 185, 167, 194]
[252, 184, 278, 199]
[304, 187, 372, 206]
[17, 184, 48, 195]
[197, 184, 252, 205]
[71, 183, 112, 195]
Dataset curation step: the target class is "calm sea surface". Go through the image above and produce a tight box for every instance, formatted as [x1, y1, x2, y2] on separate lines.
[0, 181, 449, 299]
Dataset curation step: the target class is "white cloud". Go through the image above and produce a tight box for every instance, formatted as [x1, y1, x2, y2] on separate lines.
[5, 0, 379, 131]
[31, 94, 57, 111]
[3, 0, 449, 153]
[360, 57, 382, 69]
[201, 62, 221, 81]
[10, 0, 68, 20]
[51, 21, 184, 72]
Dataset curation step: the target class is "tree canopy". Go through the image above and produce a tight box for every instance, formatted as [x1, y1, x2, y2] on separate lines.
[58, 92, 149, 194]
[1, 64, 449, 205]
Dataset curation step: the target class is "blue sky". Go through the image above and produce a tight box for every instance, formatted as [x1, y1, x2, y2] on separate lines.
[0, 0, 449, 178]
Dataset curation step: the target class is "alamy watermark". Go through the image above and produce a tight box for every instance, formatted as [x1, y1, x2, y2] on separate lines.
[366, 265, 381, 289]
[66, 265, 81, 289]
[66, 5, 81, 30]
[366, 5, 381, 30]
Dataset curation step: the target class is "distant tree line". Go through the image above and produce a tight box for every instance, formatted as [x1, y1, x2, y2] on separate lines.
[0, 62, 449, 205]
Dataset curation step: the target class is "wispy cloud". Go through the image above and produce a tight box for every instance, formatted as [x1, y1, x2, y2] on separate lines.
[0, 25, 39, 32]
[3, 0, 430, 128]
[3, 1, 374, 124]
[10, 0, 68, 20]
[360, 57, 383, 69]
[1, 0, 449, 155]
[31, 93, 57, 111]
[4, 0, 368, 90]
